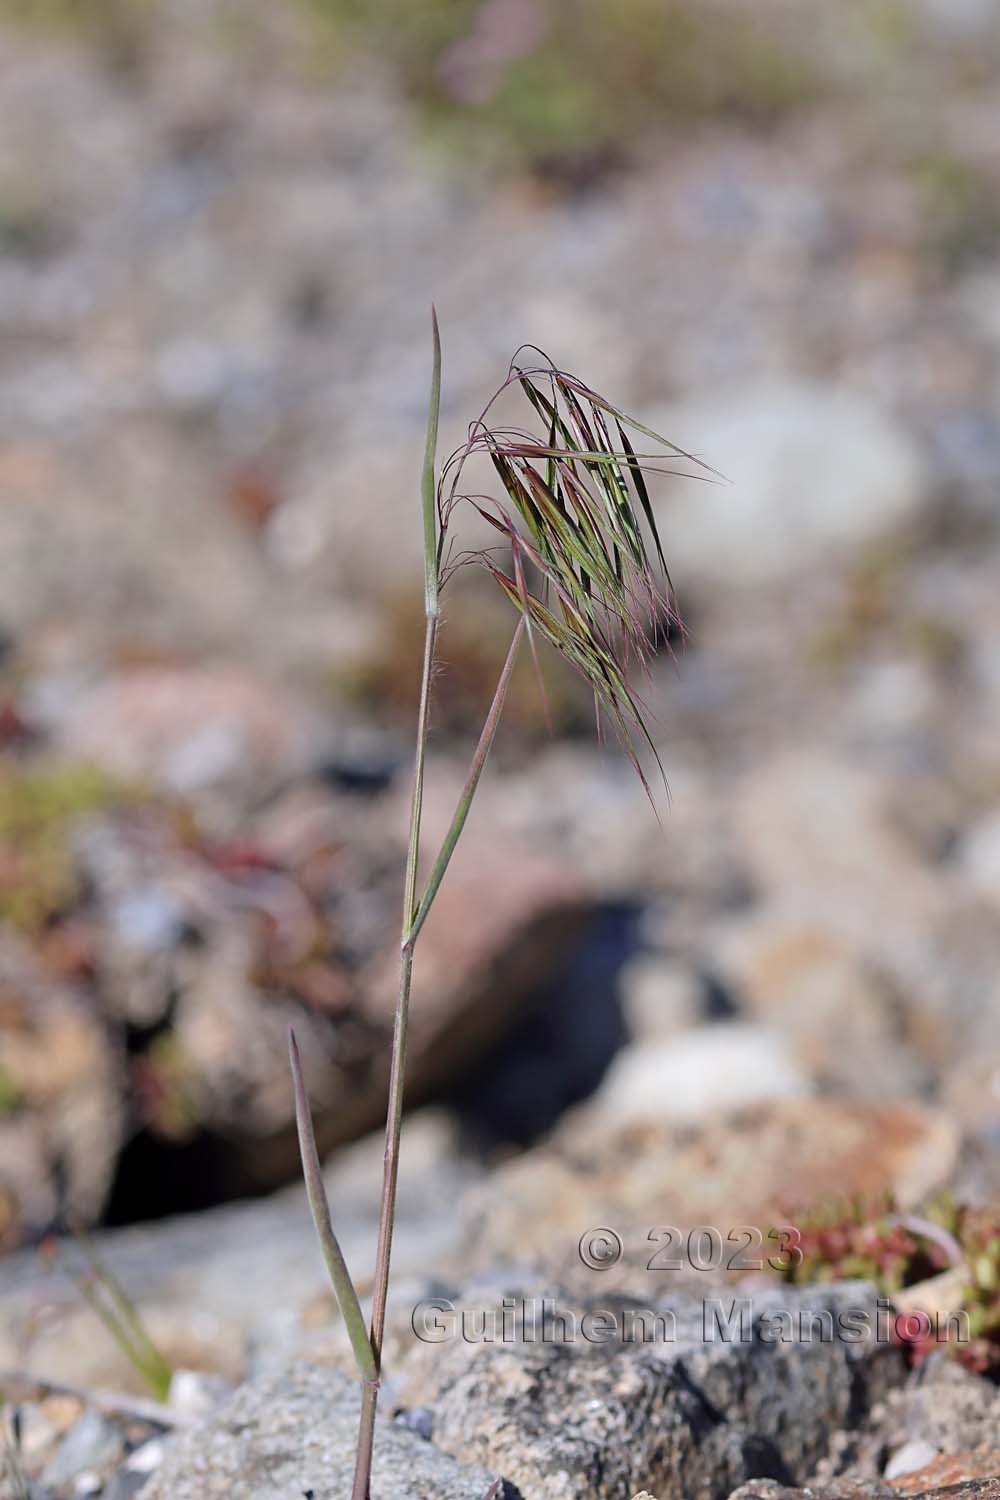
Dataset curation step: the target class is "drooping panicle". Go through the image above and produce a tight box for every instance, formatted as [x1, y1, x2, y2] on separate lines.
[437, 350, 712, 787]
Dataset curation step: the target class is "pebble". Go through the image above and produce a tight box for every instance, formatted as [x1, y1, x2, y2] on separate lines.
[42, 1410, 122, 1488]
[167, 1370, 235, 1422]
[651, 380, 927, 588]
[884, 1438, 942, 1480]
[958, 807, 1000, 906]
[620, 955, 704, 1041]
[589, 1024, 810, 1126]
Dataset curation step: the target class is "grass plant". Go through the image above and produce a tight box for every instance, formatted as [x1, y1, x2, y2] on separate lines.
[289, 313, 704, 1498]
[60, 1231, 173, 1403]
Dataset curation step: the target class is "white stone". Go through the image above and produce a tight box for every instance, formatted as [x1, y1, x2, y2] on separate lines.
[621, 956, 702, 1042]
[168, 1369, 232, 1421]
[650, 380, 926, 586]
[958, 807, 1000, 906]
[884, 1438, 941, 1481]
[590, 1024, 810, 1126]
[125, 1438, 167, 1476]
[155, 339, 228, 410]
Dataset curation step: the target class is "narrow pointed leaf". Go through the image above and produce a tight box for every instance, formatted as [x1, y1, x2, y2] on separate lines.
[410, 619, 525, 942]
[289, 1029, 378, 1384]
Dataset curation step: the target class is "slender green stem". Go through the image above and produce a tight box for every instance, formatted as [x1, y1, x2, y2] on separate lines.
[353, 1380, 380, 1500]
[422, 307, 441, 617]
[288, 1030, 377, 1386]
[354, 615, 521, 1500]
[365, 616, 437, 1356]
[352, 310, 442, 1500]
[409, 617, 524, 946]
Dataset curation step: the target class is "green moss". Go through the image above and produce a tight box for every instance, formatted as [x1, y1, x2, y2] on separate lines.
[0, 1064, 21, 1117]
[302, 0, 824, 173]
[0, 0, 152, 69]
[0, 0, 140, 30]
[905, 614, 965, 672]
[807, 541, 965, 675]
[914, 151, 1000, 272]
[0, 186, 62, 260]
[134, 1033, 201, 1142]
[0, 758, 136, 933]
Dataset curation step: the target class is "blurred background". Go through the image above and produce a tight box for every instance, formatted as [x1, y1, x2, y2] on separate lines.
[2, 0, 1000, 1254]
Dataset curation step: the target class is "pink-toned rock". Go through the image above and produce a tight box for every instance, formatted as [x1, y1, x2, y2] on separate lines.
[733, 751, 944, 946]
[715, 918, 926, 1096]
[358, 813, 592, 1118]
[942, 1052, 1000, 1136]
[890, 1452, 1000, 1492]
[729, 1480, 1000, 1499]
[56, 664, 325, 796]
[729, 1485, 1000, 1499]
[462, 1097, 960, 1295]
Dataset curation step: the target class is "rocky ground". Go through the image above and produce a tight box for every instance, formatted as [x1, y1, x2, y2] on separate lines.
[3, 0, 1000, 1495]
[2, 1100, 999, 1497]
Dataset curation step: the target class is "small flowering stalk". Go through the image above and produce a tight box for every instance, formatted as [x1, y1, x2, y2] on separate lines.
[290, 314, 704, 1500]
